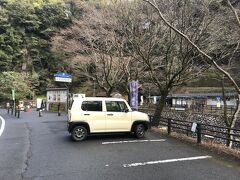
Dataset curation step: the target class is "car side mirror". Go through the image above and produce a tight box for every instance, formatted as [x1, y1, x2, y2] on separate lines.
[124, 109, 129, 113]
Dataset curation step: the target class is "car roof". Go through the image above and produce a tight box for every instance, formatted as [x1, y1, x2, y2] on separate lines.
[74, 97, 126, 101]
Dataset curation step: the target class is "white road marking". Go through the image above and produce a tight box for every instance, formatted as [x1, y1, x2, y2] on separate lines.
[123, 155, 212, 168]
[102, 139, 166, 145]
[0, 116, 5, 137]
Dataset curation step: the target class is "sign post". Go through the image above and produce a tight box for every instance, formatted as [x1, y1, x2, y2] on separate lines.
[12, 89, 15, 113]
[53, 72, 72, 112]
[191, 122, 197, 132]
[12, 89, 15, 101]
[54, 72, 72, 111]
[216, 96, 221, 108]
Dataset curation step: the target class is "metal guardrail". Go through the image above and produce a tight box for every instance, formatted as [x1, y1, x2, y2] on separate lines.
[154, 117, 240, 147]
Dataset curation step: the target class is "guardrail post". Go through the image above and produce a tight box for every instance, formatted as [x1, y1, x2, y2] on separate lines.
[197, 123, 202, 144]
[17, 109, 20, 118]
[168, 119, 171, 135]
[226, 129, 231, 147]
[15, 107, 17, 117]
[39, 109, 42, 117]
[58, 103, 61, 116]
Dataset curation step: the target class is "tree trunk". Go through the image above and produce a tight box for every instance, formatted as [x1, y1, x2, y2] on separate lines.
[152, 91, 168, 126]
[221, 77, 230, 127]
[227, 94, 240, 148]
[104, 86, 114, 97]
[221, 77, 232, 147]
[127, 92, 131, 105]
[226, 128, 232, 147]
[106, 90, 112, 97]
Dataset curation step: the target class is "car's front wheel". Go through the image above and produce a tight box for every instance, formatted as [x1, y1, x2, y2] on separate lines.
[71, 126, 87, 141]
[134, 124, 145, 138]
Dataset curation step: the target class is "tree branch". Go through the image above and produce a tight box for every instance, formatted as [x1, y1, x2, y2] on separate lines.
[143, 0, 240, 94]
[226, 0, 240, 30]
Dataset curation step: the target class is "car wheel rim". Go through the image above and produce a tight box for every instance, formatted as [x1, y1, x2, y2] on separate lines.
[75, 128, 85, 139]
[137, 126, 144, 136]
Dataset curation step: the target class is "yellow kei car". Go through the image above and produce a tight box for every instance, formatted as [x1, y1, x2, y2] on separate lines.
[67, 97, 150, 141]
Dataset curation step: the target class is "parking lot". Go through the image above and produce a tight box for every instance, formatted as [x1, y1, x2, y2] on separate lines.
[0, 109, 240, 180]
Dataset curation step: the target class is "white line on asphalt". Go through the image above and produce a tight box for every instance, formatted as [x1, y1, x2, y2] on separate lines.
[0, 116, 5, 137]
[102, 139, 166, 145]
[122, 155, 212, 168]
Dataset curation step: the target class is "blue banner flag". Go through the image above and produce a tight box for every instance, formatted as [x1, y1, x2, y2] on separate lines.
[129, 80, 138, 110]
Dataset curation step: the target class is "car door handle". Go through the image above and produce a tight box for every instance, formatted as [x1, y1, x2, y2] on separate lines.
[84, 114, 90, 116]
[107, 114, 113, 116]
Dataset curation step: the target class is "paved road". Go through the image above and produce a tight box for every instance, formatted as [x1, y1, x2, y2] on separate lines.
[0, 109, 239, 180]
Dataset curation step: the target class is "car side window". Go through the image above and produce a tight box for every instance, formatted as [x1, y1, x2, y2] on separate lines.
[106, 101, 128, 112]
[118, 101, 129, 112]
[81, 101, 102, 111]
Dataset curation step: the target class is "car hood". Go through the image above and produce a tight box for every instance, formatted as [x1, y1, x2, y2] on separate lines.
[131, 111, 149, 121]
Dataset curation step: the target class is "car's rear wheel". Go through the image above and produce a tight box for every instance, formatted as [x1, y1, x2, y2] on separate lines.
[134, 124, 145, 138]
[71, 126, 87, 141]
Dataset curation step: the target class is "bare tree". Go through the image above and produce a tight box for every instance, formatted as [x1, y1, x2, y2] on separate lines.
[53, 2, 134, 97]
[115, 0, 209, 125]
[144, 0, 240, 147]
[53, 1, 147, 98]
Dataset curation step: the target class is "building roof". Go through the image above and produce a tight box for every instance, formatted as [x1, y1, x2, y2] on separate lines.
[169, 92, 237, 98]
[46, 88, 68, 91]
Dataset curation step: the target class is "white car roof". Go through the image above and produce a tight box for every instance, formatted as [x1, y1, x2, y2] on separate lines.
[75, 97, 126, 101]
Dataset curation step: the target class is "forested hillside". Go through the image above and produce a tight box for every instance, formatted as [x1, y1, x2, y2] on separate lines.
[0, 0, 72, 100]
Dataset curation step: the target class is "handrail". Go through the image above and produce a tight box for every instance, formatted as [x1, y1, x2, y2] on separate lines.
[201, 123, 240, 132]
[159, 117, 240, 132]
[156, 117, 240, 147]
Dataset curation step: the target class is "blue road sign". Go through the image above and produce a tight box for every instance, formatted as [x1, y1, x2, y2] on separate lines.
[54, 72, 72, 78]
[54, 72, 72, 83]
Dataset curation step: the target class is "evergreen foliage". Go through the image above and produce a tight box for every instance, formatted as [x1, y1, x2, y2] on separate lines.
[0, 71, 32, 101]
[0, 0, 71, 100]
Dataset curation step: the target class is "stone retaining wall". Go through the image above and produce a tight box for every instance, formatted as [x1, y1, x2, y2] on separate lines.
[161, 110, 240, 129]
